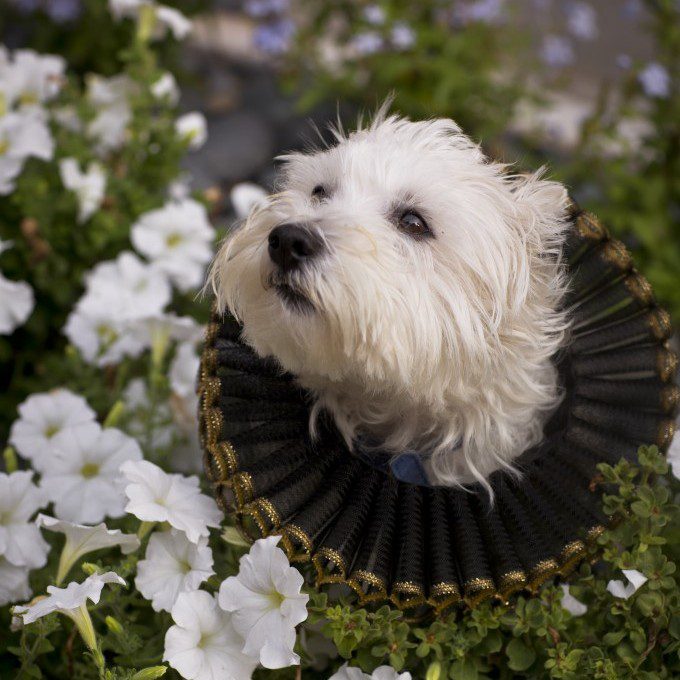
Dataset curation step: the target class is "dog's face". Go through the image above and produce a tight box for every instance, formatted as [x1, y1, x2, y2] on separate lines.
[212, 113, 569, 486]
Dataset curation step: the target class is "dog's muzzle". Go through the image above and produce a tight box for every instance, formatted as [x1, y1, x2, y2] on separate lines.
[268, 223, 324, 274]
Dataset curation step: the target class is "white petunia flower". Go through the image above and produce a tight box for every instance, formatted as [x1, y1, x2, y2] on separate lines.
[109, 0, 192, 40]
[10, 388, 96, 470]
[86, 74, 134, 153]
[230, 182, 267, 220]
[606, 569, 648, 599]
[135, 529, 214, 612]
[0, 49, 65, 109]
[36, 514, 140, 585]
[218, 535, 309, 669]
[155, 5, 193, 39]
[559, 584, 587, 616]
[64, 305, 145, 366]
[64, 251, 171, 365]
[83, 251, 172, 320]
[15, 572, 126, 624]
[164, 590, 258, 680]
[0, 558, 32, 606]
[151, 72, 179, 104]
[168, 342, 201, 472]
[131, 199, 214, 292]
[128, 313, 202, 354]
[121, 459, 221, 544]
[0, 472, 49, 569]
[41, 423, 143, 523]
[14, 572, 125, 650]
[124, 378, 175, 450]
[170, 341, 200, 400]
[0, 273, 34, 334]
[329, 664, 412, 680]
[0, 110, 54, 195]
[175, 112, 207, 149]
[59, 158, 106, 223]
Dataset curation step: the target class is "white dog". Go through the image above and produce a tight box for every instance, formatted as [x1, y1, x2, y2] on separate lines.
[210, 108, 571, 490]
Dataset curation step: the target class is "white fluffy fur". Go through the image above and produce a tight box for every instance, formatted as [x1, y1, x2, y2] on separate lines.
[210, 109, 571, 489]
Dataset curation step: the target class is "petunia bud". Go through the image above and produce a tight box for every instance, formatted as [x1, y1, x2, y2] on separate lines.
[103, 400, 125, 428]
[131, 666, 167, 679]
[3, 447, 18, 473]
[426, 661, 442, 680]
[105, 616, 124, 635]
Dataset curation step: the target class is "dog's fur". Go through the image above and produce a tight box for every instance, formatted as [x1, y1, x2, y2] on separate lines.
[210, 109, 571, 490]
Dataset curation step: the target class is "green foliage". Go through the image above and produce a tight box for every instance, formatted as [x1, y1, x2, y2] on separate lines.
[0, 0, 206, 77]
[281, 0, 528, 141]
[554, 0, 680, 323]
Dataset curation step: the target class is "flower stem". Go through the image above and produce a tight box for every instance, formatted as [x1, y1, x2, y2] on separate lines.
[137, 521, 156, 541]
[103, 400, 125, 428]
[55, 549, 75, 587]
[136, 5, 157, 44]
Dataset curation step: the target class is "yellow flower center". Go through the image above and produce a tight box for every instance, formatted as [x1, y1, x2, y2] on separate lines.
[165, 232, 183, 248]
[80, 463, 100, 479]
[0, 138, 8, 156]
[268, 590, 285, 608]
[20, 91, 39, 106]
[44, 423, 60, 438]
[96, 324, 118, 346]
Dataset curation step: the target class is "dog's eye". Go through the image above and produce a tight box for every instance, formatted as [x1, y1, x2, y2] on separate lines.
[311, 185, 328, 201]
[398, 211, 431, 238]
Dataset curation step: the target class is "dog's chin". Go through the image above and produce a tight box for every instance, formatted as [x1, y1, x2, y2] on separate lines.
[273, 282, 315, 314]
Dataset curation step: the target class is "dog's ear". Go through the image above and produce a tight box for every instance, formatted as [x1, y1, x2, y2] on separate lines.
[509, 168, 569, 219]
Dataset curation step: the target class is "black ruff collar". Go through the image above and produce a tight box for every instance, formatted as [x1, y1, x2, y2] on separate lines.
[198, 204, 677, 614]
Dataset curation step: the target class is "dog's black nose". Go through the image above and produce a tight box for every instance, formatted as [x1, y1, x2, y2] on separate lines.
[268, 224, 323, 273]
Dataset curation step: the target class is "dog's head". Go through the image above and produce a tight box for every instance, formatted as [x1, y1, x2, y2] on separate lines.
[211, 110, 570, 487]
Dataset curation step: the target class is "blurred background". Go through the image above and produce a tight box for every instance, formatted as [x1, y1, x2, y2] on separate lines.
[0, 0, 678, 438]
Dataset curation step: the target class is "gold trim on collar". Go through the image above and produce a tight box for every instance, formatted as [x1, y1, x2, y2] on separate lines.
[390, 581, 427, 610]
[463, 578, 496, 607]
[313, 548, 349, 585]
[281, 524, 314, 563]
[347, 570, 388, 605]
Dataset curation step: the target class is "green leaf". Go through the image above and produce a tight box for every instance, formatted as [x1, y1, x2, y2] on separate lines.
[506, 638, 536, 671]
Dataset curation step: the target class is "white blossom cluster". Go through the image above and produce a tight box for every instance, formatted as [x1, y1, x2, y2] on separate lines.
[0, 46, 66, 335]
[0, 34, 208, 342]
[3, 385, 314, 679]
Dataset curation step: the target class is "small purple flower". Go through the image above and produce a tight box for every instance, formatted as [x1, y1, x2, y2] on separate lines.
[391, 22, 416, 50]
[46, 0, 81, 23]
[566, 2, 598, 41]
[639, 62, 670, 98]
[253, 18, 295, 55]
[455, 0, 505, 25]
[616, 53, 632, 70]
[540, 35, 575, 68]
[351, 31, 383, 56]
[622, 0, 643, 19]
[363, 5, 386, 26]
[244, 0, 289, 19]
